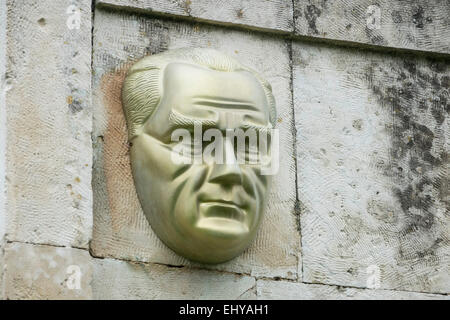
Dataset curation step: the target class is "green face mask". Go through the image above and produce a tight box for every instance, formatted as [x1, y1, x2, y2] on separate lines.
[122, 48, 276, 264]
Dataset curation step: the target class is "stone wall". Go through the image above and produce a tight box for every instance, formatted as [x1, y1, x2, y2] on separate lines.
[0, 0, 448, 299]
[0, 0, 7, 299]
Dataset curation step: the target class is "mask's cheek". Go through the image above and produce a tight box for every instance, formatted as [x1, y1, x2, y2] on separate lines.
[242, 166, 269, 201]
[130, 134, 184, 181]
[238, 168, 267, 227]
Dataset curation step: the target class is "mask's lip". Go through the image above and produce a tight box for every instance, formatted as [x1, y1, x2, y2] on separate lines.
[199, 201, 246, 223]
[195, 217, 249, 236]
[200, 199, 243, 208]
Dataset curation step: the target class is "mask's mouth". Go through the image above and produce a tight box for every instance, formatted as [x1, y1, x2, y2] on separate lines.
[200, 201, 245, 221]
[196, 202, 249, 236]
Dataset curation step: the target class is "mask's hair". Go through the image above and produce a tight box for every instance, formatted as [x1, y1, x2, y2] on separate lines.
[122, 48, 277, 140]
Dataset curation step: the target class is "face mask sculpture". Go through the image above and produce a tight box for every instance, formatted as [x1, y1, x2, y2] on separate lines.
[122, 48, 276, 264]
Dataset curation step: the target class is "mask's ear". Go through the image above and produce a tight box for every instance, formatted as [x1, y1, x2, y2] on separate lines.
[122, 62, 161, 141]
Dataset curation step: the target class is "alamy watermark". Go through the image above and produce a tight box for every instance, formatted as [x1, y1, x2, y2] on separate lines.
[170, 123, 279, 175]
[366, 5, 381, 30]
[66, 4, 81, 30]
[66, 265, 82, 290]
[366, 264, 381, 289]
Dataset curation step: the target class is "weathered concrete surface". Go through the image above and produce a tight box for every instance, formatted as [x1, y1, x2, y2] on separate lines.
[3, 0, 93, 248]
[96, 0, 293, 33]
[256, 280, 449, 300]
[96, 0, 450, 56]
[93, 257, 256, 299]
[1, 0, 447, 301]
[91, 9, 299, 279]
[294, 41, 449, 293]
[0, 0, 5, 298]
[294, 0, 450, 54]
[0, 0, 7, 246]
[3, 242, 92, 300]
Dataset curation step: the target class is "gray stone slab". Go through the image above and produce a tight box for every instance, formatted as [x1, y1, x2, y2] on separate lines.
[0, 240, 4, 299]
[294, 0, 450, 54]
[91, 9, 299, 279]
[3, 0, 93, 248]
[293, 41, 449, 293]
[3, 242, 92, 300]
[93, 257, 256, 299]
[0, 0, 7, 248]
[256, 279, 449, 299]
[96, 0, 294, 32]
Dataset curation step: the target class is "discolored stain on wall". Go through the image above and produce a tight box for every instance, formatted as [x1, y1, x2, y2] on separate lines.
[294, 40, 448, 293]
[304, 4, 322, 34]
[364, 55, 449, 267]
[98, 64, 143, 235]
[137, 18, 170, 56]
[293, 0, 450, 54]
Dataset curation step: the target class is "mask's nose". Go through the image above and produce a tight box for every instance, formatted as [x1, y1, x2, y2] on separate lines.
[208, 137, 243, 186]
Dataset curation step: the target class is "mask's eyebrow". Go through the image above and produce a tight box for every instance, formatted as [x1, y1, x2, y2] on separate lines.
[168, 109, 218, 130]
[192, 97, 259, 112]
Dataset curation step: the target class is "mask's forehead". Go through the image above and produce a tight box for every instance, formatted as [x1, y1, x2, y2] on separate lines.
[161, 62, 270, 122]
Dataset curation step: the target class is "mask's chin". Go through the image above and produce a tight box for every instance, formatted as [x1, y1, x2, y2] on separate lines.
[134, 159, 264, 264]
[162, 196, 258, 264]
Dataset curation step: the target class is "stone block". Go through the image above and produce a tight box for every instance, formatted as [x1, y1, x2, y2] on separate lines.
[294, 0, 450, 54]
[3, 0, 93, 248]
[93, 257, 256, 299]
[91, 9, 299, 279]
[3, 242, 92, 300]
[97, 0, 294, 32]
[293, 41, 449, 293]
